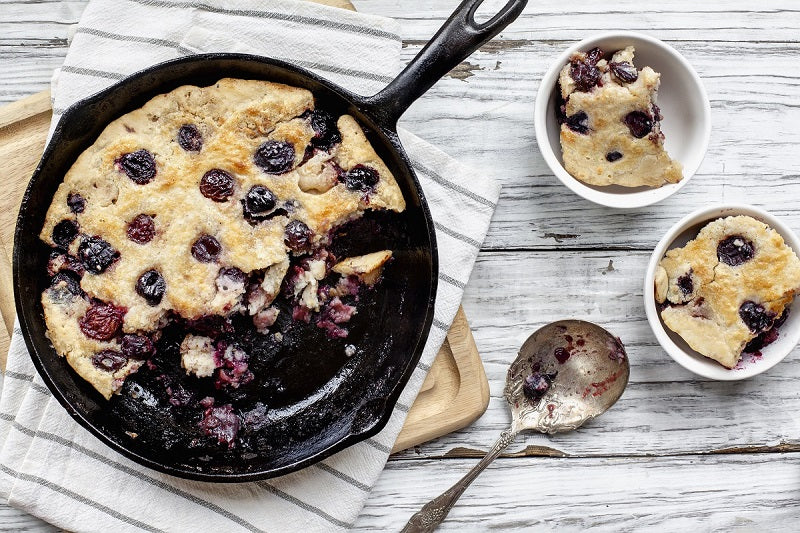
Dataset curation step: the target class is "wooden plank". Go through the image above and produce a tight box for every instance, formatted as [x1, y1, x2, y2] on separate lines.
[357, 453, 800, 530]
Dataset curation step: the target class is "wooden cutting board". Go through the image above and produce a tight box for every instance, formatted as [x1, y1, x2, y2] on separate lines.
[0, 0, 490, 454]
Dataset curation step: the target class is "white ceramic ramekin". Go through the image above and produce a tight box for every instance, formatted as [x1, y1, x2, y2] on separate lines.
[534, 31, 711, 209]
[644, 205, 800, 380]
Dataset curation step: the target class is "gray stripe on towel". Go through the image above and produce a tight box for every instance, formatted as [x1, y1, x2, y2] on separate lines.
[0, 464, 161, 532]
[130, 0, 401, 41]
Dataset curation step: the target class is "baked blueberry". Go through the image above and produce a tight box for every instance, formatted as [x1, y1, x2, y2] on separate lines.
[609, 61, 638, 83]
[52, 219, 79, 247]
[177, 124, 203, 152]
[342, 165, 379, 192]
[309, 110, 342, 150]
[117, 149, 156, 184]
[739, 301, 774, 333]
[284, 220, 313, 251]
[120, 334, 155, 359]
[136, 269, 166, 305]
[127, 214, 155, 244]
[522, 372, 554, 401]
[79, 302, 124, 341]
[191, 235, 222, 263]
[624, 111, 653, 138]
[605, 151, 623, 162]
[677, 271, 693, 295]
[78, 236, 119, 274]
[91, 350, 128, 372]
[566, 112, 589, 134]
[242, 185, 278, 221]
[717, 235, 755, 266]
[67, 193, 86, 214]
[199, 169, 235, 202]
[254, 140, 295, 174]
[570, 60, 601, 92]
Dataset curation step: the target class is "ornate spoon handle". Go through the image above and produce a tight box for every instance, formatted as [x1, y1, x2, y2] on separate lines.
[400, 429, 517, 533]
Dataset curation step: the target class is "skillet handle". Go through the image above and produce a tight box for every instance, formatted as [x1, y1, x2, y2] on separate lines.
[361, 0, 527, 128]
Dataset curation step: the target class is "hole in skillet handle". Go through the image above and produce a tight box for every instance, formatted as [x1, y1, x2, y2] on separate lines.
[359, 0, 527, 129]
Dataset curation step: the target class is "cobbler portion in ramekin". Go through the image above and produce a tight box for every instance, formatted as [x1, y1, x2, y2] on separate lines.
[40, 79, 405, 449]
[557, 46, 682, 188]
[655, 216, 800, 369]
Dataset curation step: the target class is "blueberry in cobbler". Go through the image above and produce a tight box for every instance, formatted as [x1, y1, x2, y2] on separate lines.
[127, 214, 155, 244]
[677, 271, 693, 295]
[242, 185, 278, 222]
[50, 271, 83, 298]
[309, 110, 342, 150]
[717, 235, 754, 266]
[605, 151, 623, 162]
[191, 235, 221, 263]
[284, 220, 313, 251]
[623, 111, 653, 139]
[177, 124, 203, 152]
[92, 350, 128, 372]
[79, 301, 124, 341]
[136, 270, 166, 305]
[78, 236, 119, 274]
[67, 192, 85, 214]
[116, 149, 156, 184]
[566, 111, 590, 135]
[254, 140, 295, 174]
[569, 50, 602, 92]
[342, 165, 380, 192]
[52, 219, 79, 247]
[739, 301, 774, 333]
[121, 334, 155, 359]
[199, 169, 235, 202]
[609, 61, 638, 83]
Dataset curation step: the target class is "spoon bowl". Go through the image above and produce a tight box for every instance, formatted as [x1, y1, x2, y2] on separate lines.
[506, 320, 629, 434]
[402, 320, 629, 532]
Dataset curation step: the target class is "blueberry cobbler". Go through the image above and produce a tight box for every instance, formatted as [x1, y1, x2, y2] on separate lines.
[655, 216, 800, 368]
[557, 46, 683, 187]
[39, 79, 404, 448]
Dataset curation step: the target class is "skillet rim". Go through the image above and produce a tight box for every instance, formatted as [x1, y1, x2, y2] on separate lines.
[13, 52, 439, 482]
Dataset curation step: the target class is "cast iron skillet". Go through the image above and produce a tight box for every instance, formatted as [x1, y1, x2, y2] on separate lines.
[14, 0, 527, 481]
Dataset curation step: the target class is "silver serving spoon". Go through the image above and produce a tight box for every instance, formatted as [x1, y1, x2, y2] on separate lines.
[401, 320, 630, 532]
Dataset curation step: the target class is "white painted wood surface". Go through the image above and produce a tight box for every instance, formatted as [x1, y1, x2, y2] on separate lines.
[2, 0, 800, 530]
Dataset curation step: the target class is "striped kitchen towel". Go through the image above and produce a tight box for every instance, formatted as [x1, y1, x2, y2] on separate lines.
[0, 0, 501, 531]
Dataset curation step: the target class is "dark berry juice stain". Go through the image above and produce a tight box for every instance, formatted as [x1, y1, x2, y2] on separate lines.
[554, 347, 571, 364]
[582, 371, 621, 398]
